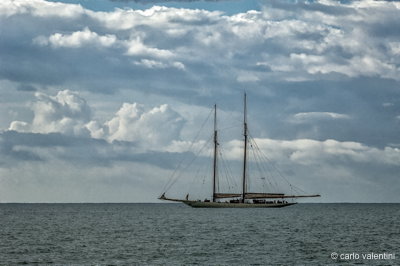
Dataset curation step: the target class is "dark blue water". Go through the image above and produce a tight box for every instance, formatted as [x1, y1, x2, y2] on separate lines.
[0, 203, 399, 265]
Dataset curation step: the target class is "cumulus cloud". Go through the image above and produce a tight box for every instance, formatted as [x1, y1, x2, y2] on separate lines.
[256, 138, 400, 166]
[125, 36, 175, 58]
[250, 0, 400, 81]
[0, 0, 85, 18]
[2, 0, 400, 99]
[106, 102, 185, 147]
[9, 90, 91, 136]
[166, 134, 400, 168]
[9, 121, 30, 132]
[34, 27, 117, 48]
[8, 90, 185, 148]
[3, 0, 400, 83]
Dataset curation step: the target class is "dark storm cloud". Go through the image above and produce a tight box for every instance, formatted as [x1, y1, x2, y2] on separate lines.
[0, 143, 43, 162]
[0, 131, 105, 165]
[0, 131, 188, 169]
[17, 84, 37, 92]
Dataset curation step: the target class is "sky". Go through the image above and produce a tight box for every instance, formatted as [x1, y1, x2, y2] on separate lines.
[1, 0, 400, 203]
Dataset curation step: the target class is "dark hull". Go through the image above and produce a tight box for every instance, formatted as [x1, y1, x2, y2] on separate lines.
[182, 200, 296, 208]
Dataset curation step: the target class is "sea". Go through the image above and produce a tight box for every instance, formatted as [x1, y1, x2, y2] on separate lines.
[0, 203, 399, 265]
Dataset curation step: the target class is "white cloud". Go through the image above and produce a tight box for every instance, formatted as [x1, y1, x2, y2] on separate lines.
[90, 5, 222, 30]
[255, 1, 400, 80]
[8, 90, 185, 148]
[164, 140, 208, 154]
[32, 90, 91, 135]
[9, 121, 29, 132]
[291, 112, 351, 123]
[350, 0, 400, 9]
[383, 102, 394, 108]
[134, 59, 185, 70]
[34, 27, 117, 48]
[85, 120, 105, 139]
[8, 90, 91, 136]
[7, 0, 400, 86]
[388, 42, 400, 55]
[106, 103, 185, 147]
[218, 137, 400, 167]
[125, 37, 174, 58]
[236, 72, 260, 83]
[285, 139, 400, 166]
[0, 0, 85, 18]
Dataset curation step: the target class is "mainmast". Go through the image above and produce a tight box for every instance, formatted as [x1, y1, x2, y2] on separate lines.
[242, 93, 248, 203]
[212, 104, 218, 202]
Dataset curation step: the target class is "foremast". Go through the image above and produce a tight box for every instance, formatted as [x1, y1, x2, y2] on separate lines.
[242, 93, 248, 203]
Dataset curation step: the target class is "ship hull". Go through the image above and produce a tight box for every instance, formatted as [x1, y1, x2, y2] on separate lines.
[182, 200, 296, 208]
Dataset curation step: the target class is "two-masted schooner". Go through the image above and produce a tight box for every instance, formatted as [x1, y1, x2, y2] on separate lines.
[159, 94, 320, 208]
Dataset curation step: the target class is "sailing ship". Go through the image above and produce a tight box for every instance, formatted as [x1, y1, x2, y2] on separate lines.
[159, 94, 320, 208]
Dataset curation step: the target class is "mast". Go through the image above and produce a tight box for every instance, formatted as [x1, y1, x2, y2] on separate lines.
[242, 93, 248, 203]
[212, 104, 218, 202]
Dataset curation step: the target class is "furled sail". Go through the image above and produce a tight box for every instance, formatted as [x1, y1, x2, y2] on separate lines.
[279, 194, 321, 199]
[244, 193, 285, 199]
[214, 193, 242, 199]
[245, 193, 320, 199]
